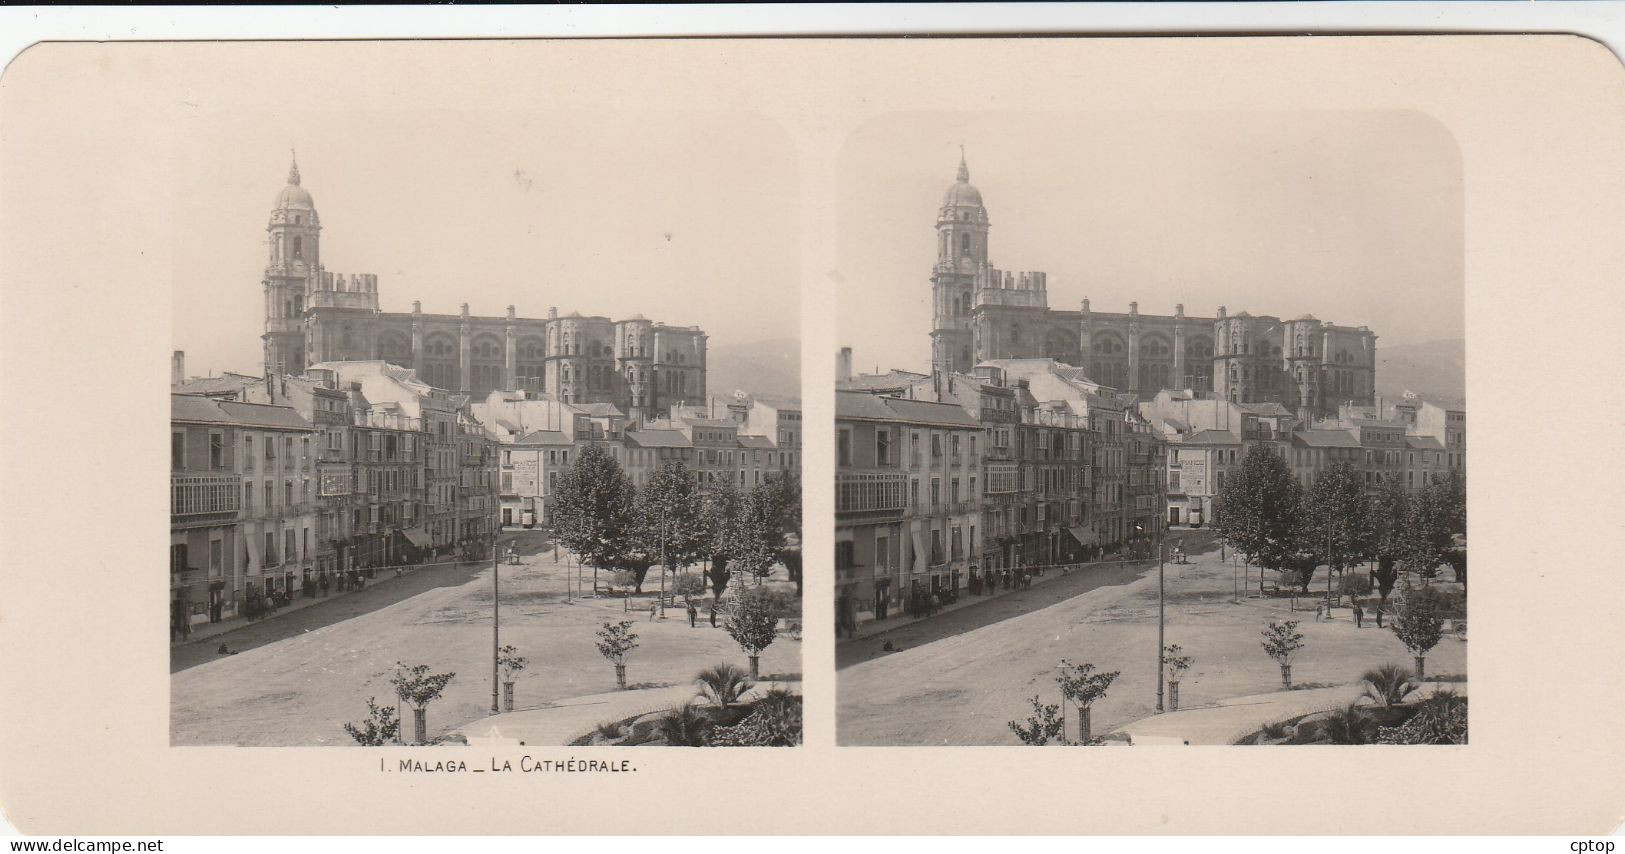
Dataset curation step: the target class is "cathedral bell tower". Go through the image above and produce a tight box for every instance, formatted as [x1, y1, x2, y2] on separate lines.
[931, 150, 989, 376]
[263, 153, 321, 377]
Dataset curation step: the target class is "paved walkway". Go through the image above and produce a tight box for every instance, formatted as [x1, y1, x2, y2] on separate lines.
[1113, 680, 1470, 745]
[449, 680, 801, 747]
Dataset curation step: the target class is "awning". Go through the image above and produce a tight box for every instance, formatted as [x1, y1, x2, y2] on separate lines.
[1068, 526, 1096, 546]
[401, 527, 432, 547]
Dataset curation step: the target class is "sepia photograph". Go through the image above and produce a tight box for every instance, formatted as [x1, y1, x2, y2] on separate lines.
[835, 112, 1466, 746]
[166, 109, 804, 748]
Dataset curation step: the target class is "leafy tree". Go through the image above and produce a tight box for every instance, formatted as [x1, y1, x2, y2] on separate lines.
[700, 487, 745, 597]
[1301, 460, 1373, 596]
[1440, 469, 1466, 535]
[595, 620, 640, 689]
[1008, 695, 1066, 745]
[1401, 479, 1456, 585]
[731, 483, 785, 582]
[553, 443, 636, 576]
[1390, 587, 1445, 679]
[1163, 645, 1193, 712]
[695, 662, 753, 709]
[497, 644, 526, 711]
[1057, 659, 1120, 744]
[343, 697, 401, 746]
[1368, 478, 1410, 604]
[390, 662, 456, 745]
[1339, 570, 1373, 604]
[673, 572, 708, 604]
[725, 586, 783, 679]
[1444, 548, 1467, 593]
[1215, 446, 1304, 589]
[1260, 620, 1306, 690]
[633, 461, 709, 597]
[761, 472, 803, 594]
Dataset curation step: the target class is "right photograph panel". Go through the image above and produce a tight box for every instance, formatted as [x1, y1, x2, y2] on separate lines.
[834, 111, 1466, 747]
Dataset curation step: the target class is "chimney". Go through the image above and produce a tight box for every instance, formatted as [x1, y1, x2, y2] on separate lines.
[171, 350, 185, 386]
[837, 347, 853, 383]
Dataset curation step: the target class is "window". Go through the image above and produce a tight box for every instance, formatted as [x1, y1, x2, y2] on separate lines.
[209, 539, 223, 578]
[876, 429, 891, 466]
[209, 432, 224, 469]
[172, 431, 185, 470]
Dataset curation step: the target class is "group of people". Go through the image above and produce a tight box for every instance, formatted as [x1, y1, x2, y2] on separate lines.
[1313, 599, 1384, 628]
[967, 568, 1031, 597]
[646, 597, 722, 630]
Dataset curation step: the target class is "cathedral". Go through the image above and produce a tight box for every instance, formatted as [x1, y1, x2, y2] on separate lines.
[929, 154, 1378, 419]
[261, 157, 707, 416]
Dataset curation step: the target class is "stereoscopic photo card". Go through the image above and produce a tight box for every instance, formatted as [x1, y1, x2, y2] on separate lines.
[1, 33, 1622, 835]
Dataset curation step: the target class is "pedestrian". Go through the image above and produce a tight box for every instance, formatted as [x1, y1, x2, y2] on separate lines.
[709, 601, 718, 628]
[687, 601, 697, 628]
[1354, 603, 1364, 628]
[649, 601, 658, 622]
[930, 593, 941, 615]
[1374, 604, 1384, 629]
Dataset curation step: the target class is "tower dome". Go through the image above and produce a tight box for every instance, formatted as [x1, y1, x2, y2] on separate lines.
[942, 151, 984, 208]
[274, 154, 315, 212]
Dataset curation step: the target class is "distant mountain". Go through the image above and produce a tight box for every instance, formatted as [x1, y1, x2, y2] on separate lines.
[708, 337, 801, 400]
[1375, 338, 1464, 406]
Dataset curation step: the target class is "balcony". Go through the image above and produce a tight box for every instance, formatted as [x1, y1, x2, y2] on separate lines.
[837, 470, 907, 515]
[171, 475, 242, 521]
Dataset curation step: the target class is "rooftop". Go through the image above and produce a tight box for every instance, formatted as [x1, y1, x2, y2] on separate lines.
[172, 394, 312, 431]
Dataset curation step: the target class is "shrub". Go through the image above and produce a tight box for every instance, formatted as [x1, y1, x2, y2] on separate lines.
[342, 697, 401, 746]
[1321, 703, 1376, 745]
[657, 703, 711, 747]
[1377, 690, 1468, 745]
[695, 662, 753, 709]
[1008, 695, 1066, 746]
[594, 720, 623, 741]
[1260, 719, 1290, 740]
[707, 691, 802, 746]
[1359, 663, 1418, 708]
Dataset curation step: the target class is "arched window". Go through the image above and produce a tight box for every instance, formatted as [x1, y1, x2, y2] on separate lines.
[960, 233, 970, 254]
[293, 236, 303, 258]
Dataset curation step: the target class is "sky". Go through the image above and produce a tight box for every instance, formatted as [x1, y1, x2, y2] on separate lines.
[834, 110, 1464, 375]
[171, 109, 800, 378]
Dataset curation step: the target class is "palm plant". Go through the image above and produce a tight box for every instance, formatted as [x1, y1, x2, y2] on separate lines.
[1359, 663, 1418, 708]
[695, 662, 754, 709]
[658, 702, 710, 747]
[1321, 703, 1375, 745]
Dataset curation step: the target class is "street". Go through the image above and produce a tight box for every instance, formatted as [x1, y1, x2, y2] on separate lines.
[837, 546, 1466, 745]
[171, 545, 802, 746]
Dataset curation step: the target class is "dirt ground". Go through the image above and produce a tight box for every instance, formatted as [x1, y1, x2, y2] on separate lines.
[171, 551, 802, 746]
[837, 548, 1466, 745]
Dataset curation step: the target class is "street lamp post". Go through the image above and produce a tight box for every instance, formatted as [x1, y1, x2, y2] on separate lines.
[490, 527, 501, 715]
[1156, 531, 1166, 714]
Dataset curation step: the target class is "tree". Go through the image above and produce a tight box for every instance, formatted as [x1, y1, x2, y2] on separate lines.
[1369, 478, 1410, 605]
[1163, 645, 1193, 712]
[595, 620, 640, 689]
[553, 443, 636, 576]
[1008, 696, 1066, 746]
[695, 662, 753, 709]
[1444, 548, 1467, 593]
[1260, 620, 1306, 690]
[1390, 587, 1445, 679]
[1401, 479, 1456, 586]
[343, 697, 401, 746]
[633, 461, 709, 599]
[1214, 446, 1304, 590]
[673, 572, 708, 604]
[761, 471, 803, 595]
[700, 487, 745, 598]
[498, 644, 527, 712]
[1339, 570, 1373, 605]
[390, 662, 456, 745]
[1057, 659, 1120, 744]
[1301, 460, 1373, 597]
[730, 483, 785, 583]
[725, 585, 783, 679]
[1358, 662, 1418, 708]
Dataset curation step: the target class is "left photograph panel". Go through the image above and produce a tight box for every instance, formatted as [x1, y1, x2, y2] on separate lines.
[169, 108, 803, 747]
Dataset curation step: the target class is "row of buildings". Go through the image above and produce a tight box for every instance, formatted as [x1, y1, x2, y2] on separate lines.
[836, 357, 1168, 630]
[171, 359, 499, 630]
[172, 355, 800, 632]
